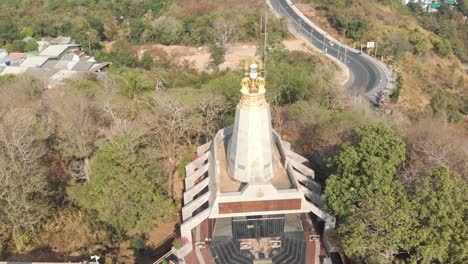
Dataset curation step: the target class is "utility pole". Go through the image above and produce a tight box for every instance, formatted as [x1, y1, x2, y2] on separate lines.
[344, 47, 347, 63]
[375, 41, 378, 58]
[337, 42, 341, 60]
[264, 13, 268, 79]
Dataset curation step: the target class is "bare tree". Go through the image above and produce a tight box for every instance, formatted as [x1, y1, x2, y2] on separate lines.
[0, 109, 50, 248]
[213, 13, 244, 44]
[139, 95, 203, 197]
[101, 102, 136, 137]
[271, 105, 286, 137]
[197, 95, 230, 137]
[44, 90, 100, 182]
[401, 119, 468, 186]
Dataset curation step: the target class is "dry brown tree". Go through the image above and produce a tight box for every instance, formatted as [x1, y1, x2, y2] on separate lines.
[401, 119, 468, 187]
[44, 89, 101, 182]
[0, 109, 50, 248]
[197, 95, 230, 137]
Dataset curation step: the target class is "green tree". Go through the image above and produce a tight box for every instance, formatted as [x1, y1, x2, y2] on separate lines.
[338, 188, 415, 263]
[10, 40, 26, 52]
[24, 40, 38, 52]
[153, 16, 183, 45]
[209, 44, 225, 66]
[19, 27, 34, 38]
[410, 167, 467, 263]
[129, 18, 147, 43]
[267, 63, 312, 106]
[68, 134, 176, 238]
[390, 73, 403, 103]
[324, 124, 411, 262]
[119, 70, 153, 99]
[324, 124, 406, 217]
[409, 31, 429, 56]
[140, 51, 154, 70]
[432, 38, 453, 57]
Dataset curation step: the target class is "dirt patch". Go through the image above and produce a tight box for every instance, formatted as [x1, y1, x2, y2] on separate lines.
[137, 43, 257, 71]
[148, 221, 178, 248]
[221, 44, 258, 70]
[138, 38, 338, 73]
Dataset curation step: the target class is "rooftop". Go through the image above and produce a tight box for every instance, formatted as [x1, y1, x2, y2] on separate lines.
[20, 56, 49, 68]
[39, 44, 81, 58]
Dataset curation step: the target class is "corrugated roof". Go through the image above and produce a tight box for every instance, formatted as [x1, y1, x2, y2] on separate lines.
[24, 67, 58, 80]
[89, 62, 110, 72]
[49, 70, 81, 82]
[8, 53, 26, 58]
[50, 60, 77, 70]
[20, 56, 49, 68]
[40, 60, 59, 69]
[0, 66, 28, 76]
[39, 44, 81, 58]
[61, 53, 75, 61]
[72, 61, 95, 72]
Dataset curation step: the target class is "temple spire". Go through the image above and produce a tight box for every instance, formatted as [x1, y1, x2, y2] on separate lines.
[227, 60, 275, 183]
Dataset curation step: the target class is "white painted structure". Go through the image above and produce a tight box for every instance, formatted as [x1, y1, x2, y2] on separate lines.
[176, 64, 336, 262]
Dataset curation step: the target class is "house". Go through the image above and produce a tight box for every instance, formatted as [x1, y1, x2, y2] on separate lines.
[0, 49, 7, 59]
[39, 44, 81, 59]
[0, 53, 28, 66]
[20, 56, 49, 68]
[0, 44, 110, 88]
[37, 40, 50, 51]
[403, 0, 458, 12]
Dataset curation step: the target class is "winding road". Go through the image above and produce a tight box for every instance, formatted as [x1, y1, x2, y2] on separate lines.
[268, 0, 393, 102]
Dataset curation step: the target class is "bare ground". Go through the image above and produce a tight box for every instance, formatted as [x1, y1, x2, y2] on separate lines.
[135, 38, 346, 84]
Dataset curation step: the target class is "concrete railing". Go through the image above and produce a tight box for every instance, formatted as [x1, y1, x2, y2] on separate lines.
[152, 249, 174, 264]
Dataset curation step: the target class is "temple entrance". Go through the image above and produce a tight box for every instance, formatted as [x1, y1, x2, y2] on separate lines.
[232, 214, 285, 239]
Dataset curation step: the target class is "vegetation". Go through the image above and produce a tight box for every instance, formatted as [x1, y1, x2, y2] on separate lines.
[0, 0, 465, 263]
[68, 135, 176, 238]
[0, 37, 346, 260]
[300, 0, 466, 122]
[324, 124, 467, 263]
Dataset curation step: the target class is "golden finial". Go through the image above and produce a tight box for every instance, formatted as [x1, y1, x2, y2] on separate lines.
[243, 60, 250, 76]
[257, 77, 266, 91]
[238, 61, 268, 111]
[258, 60, 264, 73]
[241, 77, 249, 91]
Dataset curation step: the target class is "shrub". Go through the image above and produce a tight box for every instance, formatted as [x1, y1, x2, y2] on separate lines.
[130, 238, 146, 253]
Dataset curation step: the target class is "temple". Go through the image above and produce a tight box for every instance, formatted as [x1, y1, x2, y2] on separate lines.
[174, 61, 338, 264]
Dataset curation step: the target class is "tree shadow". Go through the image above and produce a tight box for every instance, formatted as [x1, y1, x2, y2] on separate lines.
[4, 246, 86, 262]
[134, 223, 179, 264]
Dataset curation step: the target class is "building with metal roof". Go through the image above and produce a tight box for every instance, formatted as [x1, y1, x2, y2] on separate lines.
[39, 44, 81, 59]
[20, 56, 49, 68]
[0, 44, 110, 89]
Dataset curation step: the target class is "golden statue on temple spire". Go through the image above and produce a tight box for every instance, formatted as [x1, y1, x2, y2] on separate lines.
[239, 59, 267, 111]
[240, 59, 266, 93]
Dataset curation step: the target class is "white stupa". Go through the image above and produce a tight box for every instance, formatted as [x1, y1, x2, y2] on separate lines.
[227, 63, 276, 182]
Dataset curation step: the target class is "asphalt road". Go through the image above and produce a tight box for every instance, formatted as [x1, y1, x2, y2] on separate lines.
[269, 0, 390, 97]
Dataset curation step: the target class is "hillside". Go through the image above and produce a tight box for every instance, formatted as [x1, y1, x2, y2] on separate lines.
[297, 0, 466, 124]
